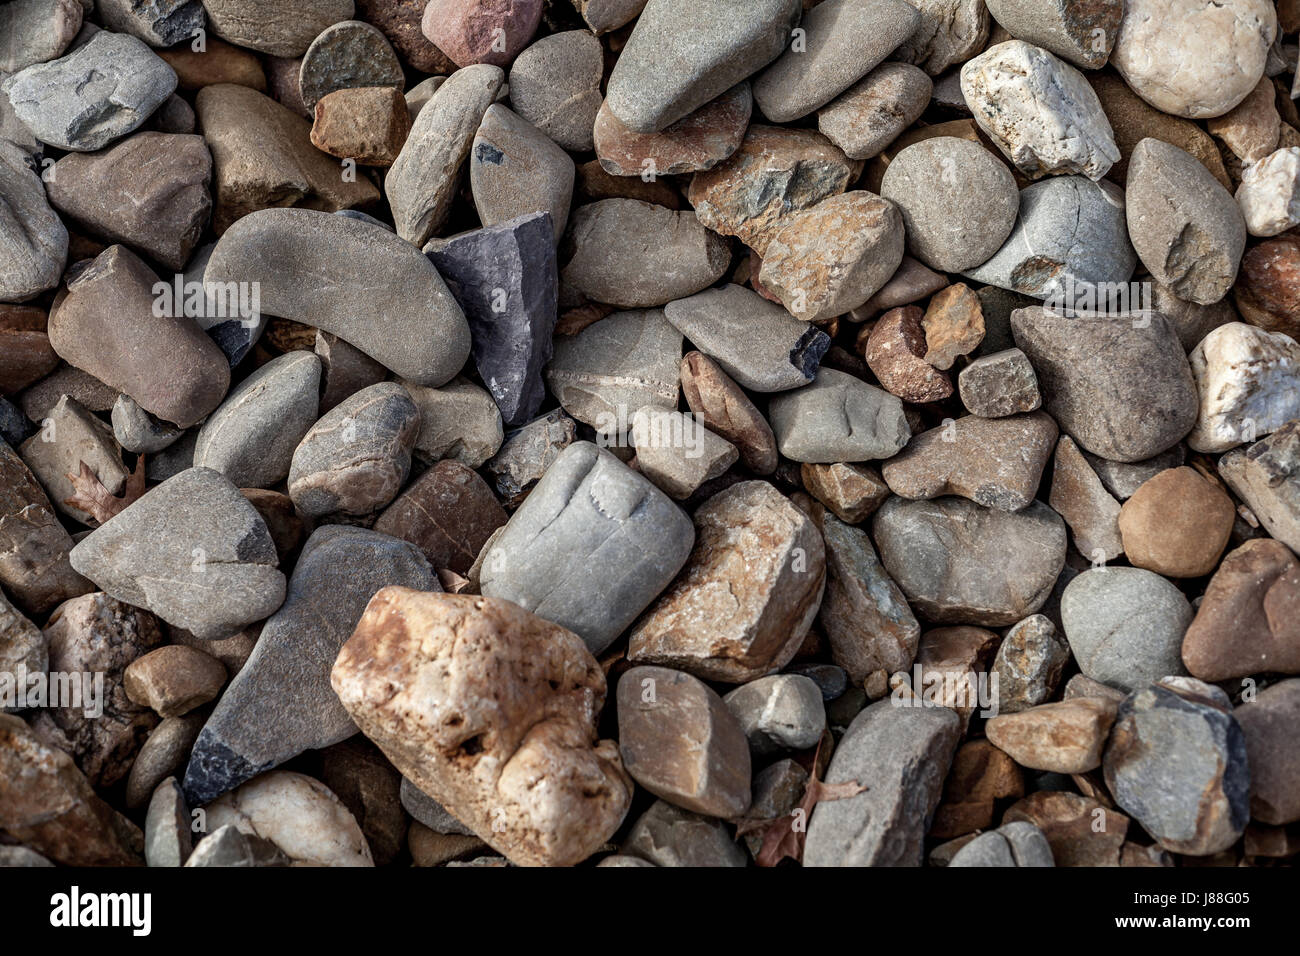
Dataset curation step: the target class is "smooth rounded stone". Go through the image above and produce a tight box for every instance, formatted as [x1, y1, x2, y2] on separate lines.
[374, 460, 506, 575]
[686, 125, 856, 254]
[196, 84, 379, 234]
[0, 713, 144, 866]
[202, 770, 373, 866]
[680, 353, 777, 476]
[205, 209, 471, 386]
[157, 37, 267, 92]
[1236, 679, 1300, 824]
[873, 496, 1067, 626]
[1148, 279, 1235, 352]
[1219, 422, 1300, 552]
[595, 84, 751, 179]
[508, 31, 602, 153]
[1010, 308, 1197, 462]
[769, 368, 911, 465]
[0, 305, 57, 395]
[19, 394, 128, 526]
[470, 104, 574, 242]
[861, 307, 949, 404]
[0, 0, 83, 73]
[1049, 435, 1123, 562]
[480, 442, 694, 654]
[298, 19, 403, 110]
[631, 408, 737, 500]
[963, 177, 1136, 301]
[0, 32, 176, 151]
[123, 645, 225, 720]
[125, 712, 206, 809]
[386, 64, 503, 247]
[756, 191, 905, 322]
[961, 41, 1118, 181]
[722, 674, 826, 757]
[0, 439, 89, 616]
[882, 412, 1057, 513]
[879, 138, 1018, 272]
[1125, 139, 1246, 305]
[0, 590, 46, 714]
[182, 527, 436, 806]
[801, 462, 889, 524]
[561, 200, 729, 309]
[1187, 323, 1300, 453]
[356, 0, 455, 73]
[401, 777, 474, 836]
[623, 799, 748, 867]
[627, 481, 826, 683]
[983, 0, 1120, 69]
[1182, 539, 1300, 680]
[804, 699, 961, 866]
[986, 698, 1117, 773]
[69, 467, 285, 641]
[665, 285, 828, 394]
[1118, 467, 1234, 578]
[194, 352, 320, 489]
[545, 309, 682, 432]
[752, 0, 921, 123]
[573, 0, 647, 34]
[421, 0, 542, 68]
[0, 141, 68, 303]
[1111, 0, 1276, 119]
[99, 0, 203, 47]
[958, 348, 1041, 418]
[203, 0, 354, 57]
[287, 383, 419, 518]
[617, 665, 752, 816]
[310, 86, 410, 166]
[1234, 234, 1300, 334]
[1236, 147, 1300, 237]
[817, 63, 932, 162]
[1060, 567, 1192, 692]
[146, 92, 197, 134]
[949, 821, 1054, 867]
[605, 0, 799, 133]
[144, 777, 192, 867]
[1064, 673, 1127, 704]
[111, 395, 182, 455]
[1104, 680, 1249, 856]
[992, 614, 1068, 714]
[485, 409, 576, 506]
[893, 0, 989, 74]
[333, 590, 632, 866]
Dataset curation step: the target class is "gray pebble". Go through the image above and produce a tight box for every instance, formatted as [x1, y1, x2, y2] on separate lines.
[0, 0, 83, 73]
[203, 0, 353, 58]
[722, 674, 826, 756]
[184, 824, 290, 867]
[99, 0, 204, 47]
[1084, 445, 1185, 501]
[125, 711, 206, 809]
[768, 368, 911, 463]
[145, 428, 196, 483]
[298, 20, 404, 111]
[19, 393, 127, 525]
[400, 377, 504, 469]
[949, 821, 1054, 866]
[508, 30, 603, 152]
[983, 0, 1121, 69]
[112, 394, 184, 454]
[400, 777, 475, 836]
[470, 104, 574, 242]
[957, 348, 1042, 418]
[0, 588, 47, 713]
[817, 62, 933, 161]
[484, 409, 577, 505]
[0, 140, 68, 302]
[144, 777, 191, 867]
[631, 407, 738, 500]
[622, 799, 749, 867]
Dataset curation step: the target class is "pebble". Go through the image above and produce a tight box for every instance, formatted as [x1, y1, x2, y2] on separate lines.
[70, 467, 286, 640]
[0, 305, 57, 395]
[1208, 77, 1280, 165]
[881, 412, 1058, 512]
[681, 351, 778, 475]
[958, 348, 1041, 418]
[288, 382, 421, 517]
[315, 331, 386, 414]
[756, 191, 906, 322]
[112, 395, 183, 454]
[401, 378, 503, 468]
[595, 84, 752, 177]
[1125, 138, 1246, 305]
[631, 407, 737, 499]
[800, 462, 889, 523]
[627, 481, 826, 682]
[804, 700, 961, 866]
[983, 0, 1121, 69]
[894, 0, 989, 74]
[0, 398, 35, 448]
[1186, 322, 1300, 453]
[0, 846, 54, 867]
[930, 739, 1024, 837]
[879, 137, 1019, 272]
[470, 104, 574, 241]
[421, 0, 543, 68]
[183, 824, 290, 867]
[1087, 448, 1186, 503]
[987, 698, 1117, 773]
[962, 41, 1119, 181]
[573, 0, 647, 34]
[204, 208, 471, 387]
[1103, 679, 1250, 856]
[873, 496, 1067, 625]
[19, 394, 128, 525]
[374, 460, 506, 575]
[0, 0, 83, 73]
[1234, 235, 1300, 336]
[1110, 0, 1276, 119]
[144, 777, 192, 867]
[386, 63, 504, 247]
[861, 305, 954, 403]
[357, 0, 456, 73]
[1151, 279, 1237, 350]
[817, 63, 933, 161]
[509, 30, 603, 152]
[1219, 421, 1300, 552]
[622, 799, 748, 867]
[203, 0, 353, 57]
[1236, 147, 1300, 236]
[546, 309, 682, 431]
[484, 409, 576, 505]
[1118, 466, 1235, 577]
[1048, 435, 1124, 562]
[202, 770, 374, 866]
[769, 368, 911, 463]
[949, 821, 1054, 866]
[992, 614, 1069, 713]
[310, 86, 411, 166]
[480, 441, 694, 654]
[561, 199, 729, 308]
[125, 712, 205, 809]
[1010, 307, 1197, 462]
[123, 645, 225, 719]
[604, 0, 799, 132]
[332, 589, 633, 866]
[722, 674, 826, 757]
[1182, 539, 1300, 680]
[0, 590, 46, 714]
[297, 20, 404, 110]
[921, 284, 985, 369]
[1003, 790, 1127, 866]
[1, 31, 176, 151]
[912, 624, 1000, 720]
[1235, 679, 1300, 824]
[158, 37, 267, 92]
[0, 141, 68, 303]
[1060, 567, 1192, 692]
[194, 351, 321, 489]
[98, 0, 202, 47]
[665, 284, 829, 393]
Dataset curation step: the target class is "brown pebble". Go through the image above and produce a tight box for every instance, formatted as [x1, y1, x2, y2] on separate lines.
[930, 739, 1025, 839]
[680, 351, 778, 475]
[0, 305, 58, 395]
[310, 86, 412, 166]
[862, 305, 953, 403]
[921, 283, 985, 370]
[159, 37, 268, 91]
[1117, 467, 1235, 578]
[986, 698, 1118, 774]
[800, 461, 890, 524]
[124, 645, 227, 718]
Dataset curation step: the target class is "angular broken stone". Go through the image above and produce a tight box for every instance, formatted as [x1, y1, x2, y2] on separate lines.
[622, 799, 748, 867]
[862, 305, 954, 403]
[480, 442, 695, 655]
[333, 588, 633, 867]
[958, 348, 1041, 418]
[124, 645, 226, 719]
[470, 104, 574, 242]
[310, 85, 411, 166]
[1187, 322, 1300, 453]
[722, 674, 825, 756]
[986, 698, 1117, 773]
[144, 777, 192, 867]
[401, 378, 503, 469]
[992, 614, 1069, 714]
[1003, 790, 1127, 866]
[70, 467, 286, 640]
[627, 481, 826, 683]
[1219, 421, 1300, 553]
[894, 0, 989, 74]
[112, 395, 184, 455]
[921, 284, 985, 370]
[800, 462, 890, 524]
[1236, 147, 1300, 237]
[0, 589, 46, 714]
[1235, 679, 1300, 825]
[100, 0, 204, 48]
[948, 821, 1054, 867]
[484, 409, 577, 506]
[1048, 435, 1124, 562]
[183, 823, 290, 867]
[681, 351, 778, 476]
[19, 393, 128, 526]
[374, 460, 507, 575]
[594, 84, 751, 177]
[631, 407, 737, 500]
[0, 142, 69, 303]
[769, 368, 911, 463]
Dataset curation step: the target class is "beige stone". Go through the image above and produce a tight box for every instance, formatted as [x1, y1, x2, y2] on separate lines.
[986, 698, 1118, 773]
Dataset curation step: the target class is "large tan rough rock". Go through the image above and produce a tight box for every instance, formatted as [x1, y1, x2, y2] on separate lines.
[331, 588, 633, 867]
[627, 481, 827, 683]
